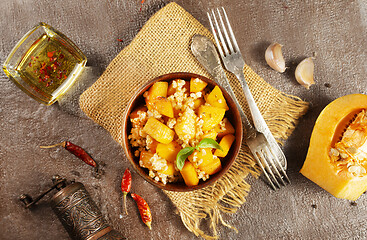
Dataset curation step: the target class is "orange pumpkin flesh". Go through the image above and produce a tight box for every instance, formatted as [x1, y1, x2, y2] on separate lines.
[300, 94, 367, 201]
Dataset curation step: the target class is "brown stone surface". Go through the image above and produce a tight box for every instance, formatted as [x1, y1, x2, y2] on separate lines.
[1, 0, 367, 239]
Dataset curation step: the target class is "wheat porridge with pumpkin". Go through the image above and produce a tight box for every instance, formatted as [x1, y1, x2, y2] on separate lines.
[128, 78, 236, 186]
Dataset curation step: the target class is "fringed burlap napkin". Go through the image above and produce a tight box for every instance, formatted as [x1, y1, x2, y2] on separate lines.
[79, 2, 308, 239]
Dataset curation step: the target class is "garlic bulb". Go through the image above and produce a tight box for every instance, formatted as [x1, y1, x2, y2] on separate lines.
[295, 57, 315, 89]
[265, 43, 286, 73]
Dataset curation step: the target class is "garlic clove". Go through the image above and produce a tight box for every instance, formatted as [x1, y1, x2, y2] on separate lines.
[295, 57, 315, 89]
[265, 42, 286, 73]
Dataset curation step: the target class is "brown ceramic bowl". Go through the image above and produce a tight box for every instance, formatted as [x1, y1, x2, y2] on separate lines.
[122, 72, 243, 191]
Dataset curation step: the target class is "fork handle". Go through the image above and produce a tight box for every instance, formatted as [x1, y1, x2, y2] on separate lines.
[214, 68, 257, 138]
[234, 68, 288, 169]
[233, 68, 270, 134]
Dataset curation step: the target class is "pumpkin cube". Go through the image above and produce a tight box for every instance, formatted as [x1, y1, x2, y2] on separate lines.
[202, 130, 218, 140]
[143, 118, 174, 144]
[174, 108, 197, 141]
[188, 148, 222, 175]
[193, 97, 205, 110]
[214, 134, 236, 158]
[197, 148, 214, 166]
[199, 156, 222, 175]
[198, 105, 226, 132]
[214, 118, 235, 138]
[139, 150, 154, 169]
[146, 138, 159, 153]
[154, 97, 174, 118]
[190, 78, 207, 93]
[206, 86, 229, 110]
[167, 82, 176, 96]
[145, 81, 168, 110]
[156, 141, 181, 163]
[180, 161, 199, 186]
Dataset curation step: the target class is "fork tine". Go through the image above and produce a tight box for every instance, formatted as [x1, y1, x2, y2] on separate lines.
[279, 165, 291, 183]
[269, 143, 290, 183]
[207, 12, 225, 58]
[210, 9, 230, 56]
[221, 7, 240, 53]
[258, 149, 281, 188]
[264, 146, 286, 186]
[272, 152, 291, 183]
[252, 151, 277, 190]
[216, 8, 234, 54]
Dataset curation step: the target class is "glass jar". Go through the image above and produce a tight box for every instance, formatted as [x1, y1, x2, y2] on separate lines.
[3, 22, 87, 105]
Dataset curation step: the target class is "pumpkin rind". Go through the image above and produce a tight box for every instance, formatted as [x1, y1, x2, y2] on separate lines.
[300, 94, 367, 201]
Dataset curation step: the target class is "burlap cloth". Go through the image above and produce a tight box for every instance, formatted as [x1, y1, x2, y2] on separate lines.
[79, 2, 308, 239]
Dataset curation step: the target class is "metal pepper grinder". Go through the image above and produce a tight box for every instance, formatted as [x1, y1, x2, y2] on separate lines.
[19, 175, 125, 240]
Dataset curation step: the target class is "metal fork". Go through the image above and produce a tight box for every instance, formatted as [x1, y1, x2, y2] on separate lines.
[207, 7, 290, 189]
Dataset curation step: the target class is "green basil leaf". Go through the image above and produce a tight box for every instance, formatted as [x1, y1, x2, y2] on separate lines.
[176, 147, 195, 170]
[197, 138, 223, 151]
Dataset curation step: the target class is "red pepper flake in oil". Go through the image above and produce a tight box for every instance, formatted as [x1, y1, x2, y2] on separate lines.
[117, 38, 124, 42]
[131, 193, 152, 230]
[40, 141, 97, 168]
[121, 168, 132, 215]
[47, 51, 55, 58]
[140, 0, 145, 11]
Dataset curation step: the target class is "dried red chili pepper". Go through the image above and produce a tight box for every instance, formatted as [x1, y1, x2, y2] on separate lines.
[117, 38, 124, 42]
[131, 193, 152, 230]
[40, 141, 97, 168]
[121, 168, 132, 215]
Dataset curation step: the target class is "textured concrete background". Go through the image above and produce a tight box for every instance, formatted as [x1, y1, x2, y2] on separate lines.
[1, 0, 367, 239]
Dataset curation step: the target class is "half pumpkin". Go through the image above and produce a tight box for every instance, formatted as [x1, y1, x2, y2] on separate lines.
[300, 94, 367, 200]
